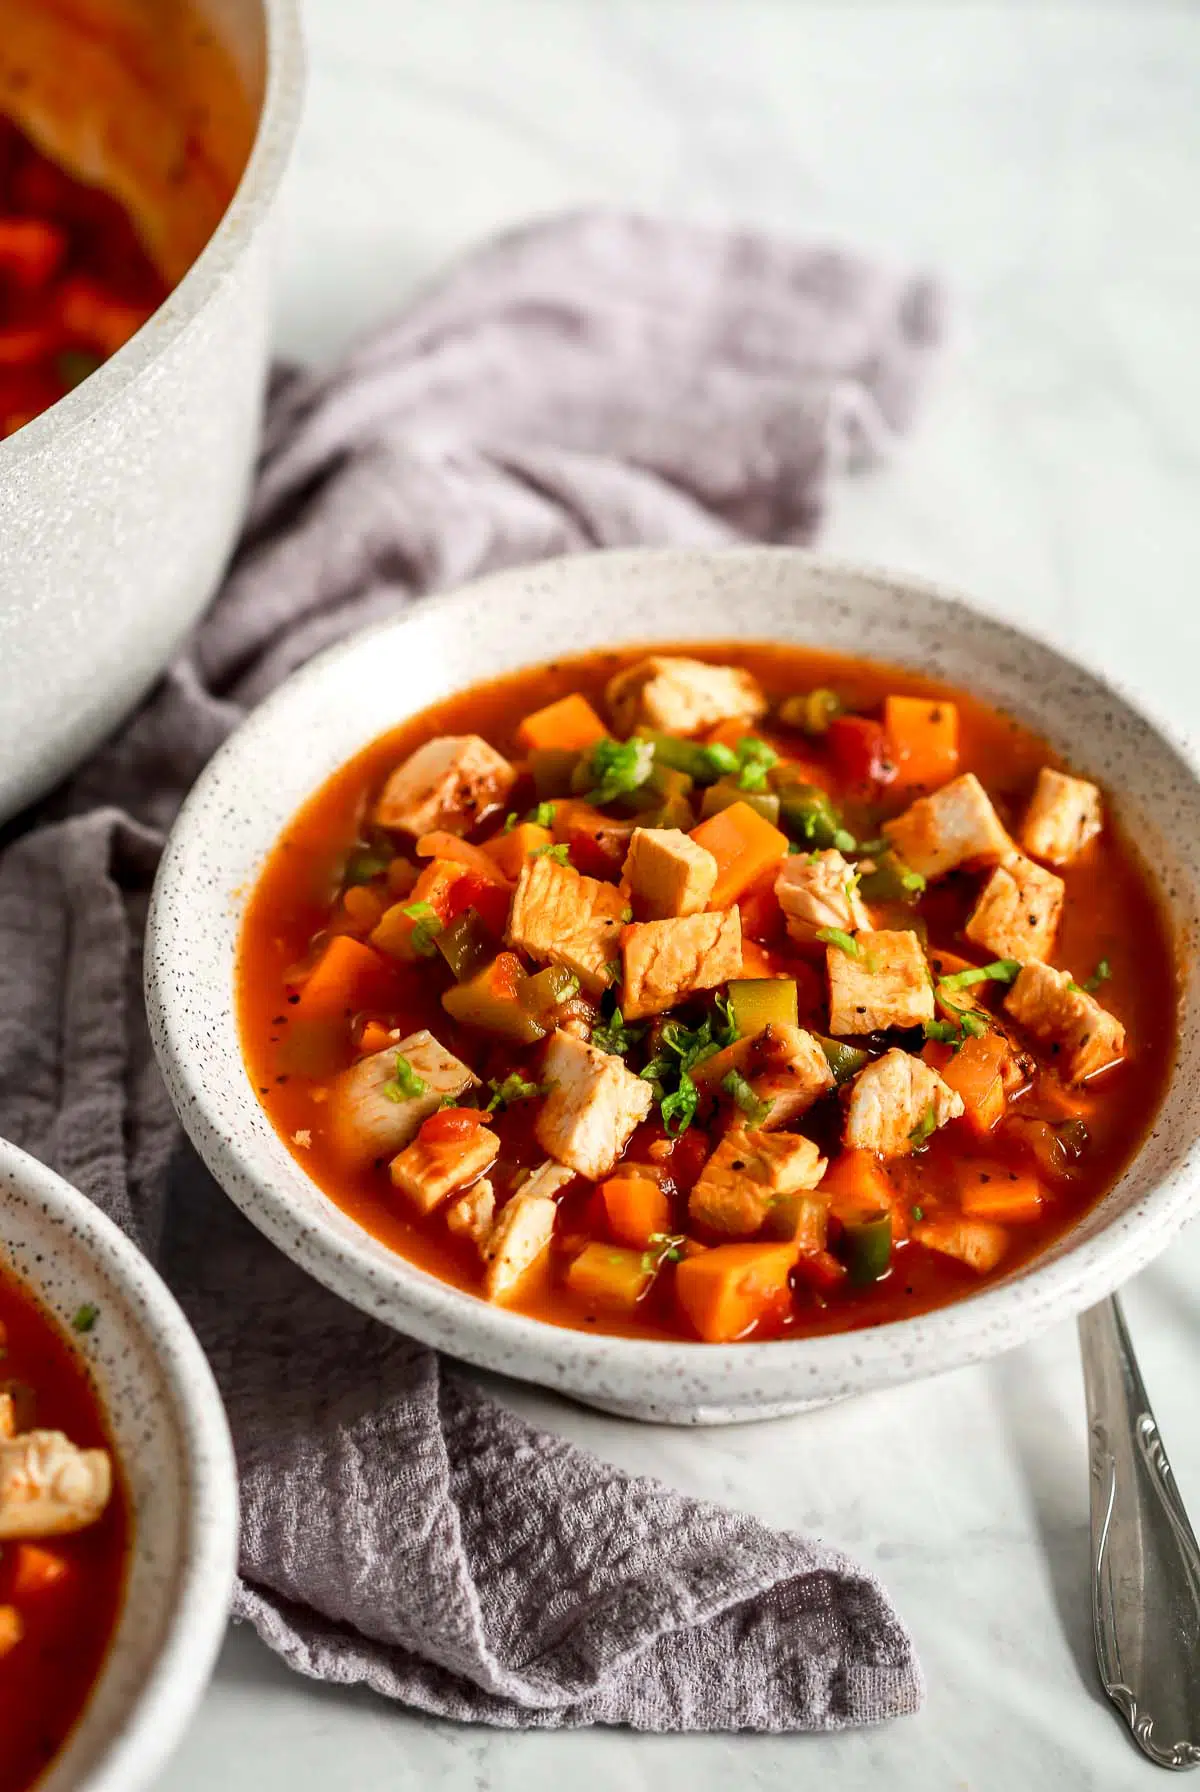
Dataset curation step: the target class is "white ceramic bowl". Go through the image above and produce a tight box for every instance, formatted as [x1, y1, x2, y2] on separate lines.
[145, 548, 1200, 1424]
[0, 0, 304, 822]
[0, 1137, 238, 1790]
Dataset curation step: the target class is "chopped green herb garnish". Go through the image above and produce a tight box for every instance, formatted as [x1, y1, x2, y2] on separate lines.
[700, 742, 739, 778]
[899, 868, 927, 893]
[72, 1303, 99, 1334]
[908, 1105, 937, 1149]
[605, 958, 622, 983]
[960, 1010, 988, 1037]
[721, 1069, 773, 1128]
[591, 1007, 645, 1057]
[910, 1205, 925, 1223]
[529, 801, 557, 827]
[530, 841, 572, 865]
[923, 1019, 961, 1046]
[641, 1231, 686, 1272]
[856, 837, 888, 855]
[833, 827, 858, 854]
[382, 1053, 429, 1102]
[1082, 957, 1112, 993]
[621, 906, 634, 923]
[712, 989, 740, 1048]
[660, 1074, 700, 1136]
[584, 736, 656, 805]
[734, 736, 779, 792]
[503, 812, 519, 833]
[816, 926, 860, 958]
[937, 958, 1021, 991]
[486, 1072, 545, 1112]
[403, 898, 444, 956]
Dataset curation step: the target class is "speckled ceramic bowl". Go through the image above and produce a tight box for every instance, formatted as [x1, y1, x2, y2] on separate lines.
[0, 1137, 238, 1790]
[0, 0, 304, 822]
[145, 548, 1200, 1424]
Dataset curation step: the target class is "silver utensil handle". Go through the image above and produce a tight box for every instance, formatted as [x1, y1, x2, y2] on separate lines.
[1079, 1294, 1200, 1770]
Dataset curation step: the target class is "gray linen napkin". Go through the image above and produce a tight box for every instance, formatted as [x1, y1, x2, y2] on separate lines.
[0, 212, 942, 1729]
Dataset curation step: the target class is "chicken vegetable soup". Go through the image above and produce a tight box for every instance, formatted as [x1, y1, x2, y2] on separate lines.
[0, 1263, 126, 1792]
[238, 644, 1176, 1344]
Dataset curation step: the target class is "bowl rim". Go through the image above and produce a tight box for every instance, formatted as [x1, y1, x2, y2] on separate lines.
[0, 0, 305, 475]
[0, 1136, 239, 1792]
[145, 545, 1200, 1412]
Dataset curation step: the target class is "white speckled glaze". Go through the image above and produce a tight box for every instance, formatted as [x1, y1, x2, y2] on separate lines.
[0, 1138, 238, 1791]
[0, 0, 304, 823]
[145, 548, 1200, 1424]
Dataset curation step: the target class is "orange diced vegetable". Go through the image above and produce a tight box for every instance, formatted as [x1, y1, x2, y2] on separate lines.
[415, 832, 510, 883]
[0, 216, 66, 290]
[357, 1019, 395, 1056]
[0, 323, 61, 367]
[939, 1031, 1009, 1136]
[370, 858, 465, 959]
[291, 935, 389, 1023]
[913, 1216, 1008, 1273]
[0, 1606, 22, 1659]
[566, 1244, 654, 1311]
[482, 821, 553, 880]
[600, 1176, 671, 1248]
[884, 696, 959, 791]
[955, 1161, 1044, 1224]
[515, 693, 608, 754]
[419, 1106, 487, 1145]
[341, 883, 389, 933]
[689, 802, 789, 907]
[675, 1240, 798, 1342]
[11, 1543, 70, 1599]
[387, 857, 420, 898]
[737, 868, 785, 945]
[820, 1148, 896, 1219]
[792, 1247, 849, 1292]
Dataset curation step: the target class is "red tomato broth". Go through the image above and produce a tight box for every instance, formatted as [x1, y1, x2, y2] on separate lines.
[0, 1263, 129, 1792]
[0, 112, 168, 438]
[237, 642, 1178, 1344]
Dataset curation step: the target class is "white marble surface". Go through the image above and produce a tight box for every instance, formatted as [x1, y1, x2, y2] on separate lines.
[157, 2, 1200, 1787]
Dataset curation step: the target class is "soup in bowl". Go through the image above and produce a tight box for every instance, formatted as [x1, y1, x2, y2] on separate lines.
[146, 549, 1200, 1422]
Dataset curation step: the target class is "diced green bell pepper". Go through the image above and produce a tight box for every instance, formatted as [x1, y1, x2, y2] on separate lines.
[699, 780, 781, 826]
[857, 850, 926, 907]
[776, 688, 843, 735]
[435, 910, 493, 982]
[519, 963, 580, 1022]
[776, 781, 851, 850]
[442, 961, 548, 1044]
[637, 730, 731, 785]
[839, 1210, 892, 1285]
[528, 747, 580, 798]
[727, 977, 798, 1034]
[816, 1034, 870, 1084]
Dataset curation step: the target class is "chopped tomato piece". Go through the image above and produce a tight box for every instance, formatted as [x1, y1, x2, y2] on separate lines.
[419, 1106, 486, 1145]
[827, 716, 896, 788]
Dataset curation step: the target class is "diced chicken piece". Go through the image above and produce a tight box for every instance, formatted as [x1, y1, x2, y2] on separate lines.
[1004, 961, 1126, 1083]
[623, 827, 718, 921]
[826, 929, 934, 1036]
[389, 1125, 499, 1215]
[621, 909, 742, 1021]
[605, 655, 768, 738]
[481, 1161, 576, 1300]
[844, 1049, 965, 1157]
[445, 1177, 496, 1251]
[694, 1022, 835, 1128]
[964, 853, 1065, 963]
[483, 1195, 557, 1300]
[689, 1126, 828, 1238]
[506, 853, 626, 996]
[374, 734, 516, 838]
[326, 1030, 478, 1166]
[1020, 767, 1104, 866]
[883, 772, 1012, 881]
[775, 849, 871, 947]
[535, 1030, 654, 1180]
[0, 1431, 112, 1539]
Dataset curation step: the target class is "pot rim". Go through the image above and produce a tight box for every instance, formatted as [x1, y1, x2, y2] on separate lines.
[0, 0, 305, 473]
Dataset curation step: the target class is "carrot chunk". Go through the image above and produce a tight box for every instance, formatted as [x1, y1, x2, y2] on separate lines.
[11, 1543, 70, 1599]
[415, 832, 510, 883]
[291, 935, 389, 1023]
[820, 1148, 896, 1218]
[482, 821, 553, 880]
[515, 693, 607, 754]
[689, 802, 789, 907]
[884, 696, 960, 790]
[938, 1031, 1010, 1136]
[601, 1176, 671, 1248]
[955, 1161, 1044, 1223]
[675, 1241, 798, 1342]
